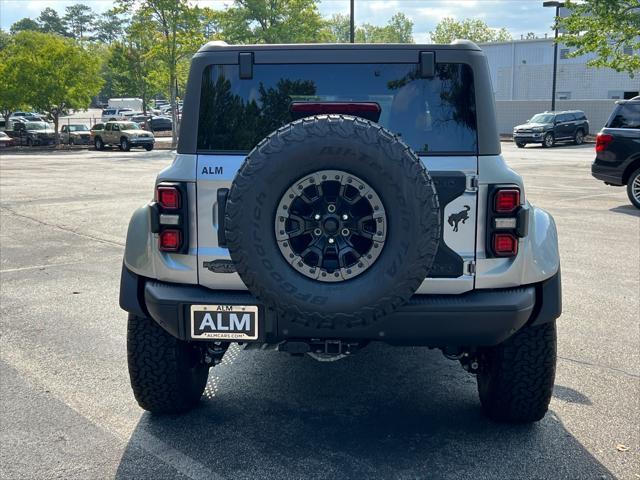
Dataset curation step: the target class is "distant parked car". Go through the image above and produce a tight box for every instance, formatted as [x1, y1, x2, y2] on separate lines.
[101, 108, 134, 122]
[60, 124, 91, 145]
[148, 116, 172, 132]
[591, 97, 640, 208]
[93, 121, 154, 151]
[513, 110, 589, 148]
[11, 121, 57, 146]
[0, 131, 15, 148]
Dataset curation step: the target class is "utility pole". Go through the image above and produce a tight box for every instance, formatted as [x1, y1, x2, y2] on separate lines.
[543, 1, 565, 111]
[350, 0, 355, 43]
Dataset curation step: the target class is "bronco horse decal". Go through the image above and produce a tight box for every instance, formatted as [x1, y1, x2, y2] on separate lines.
[448, 205, 471, 232]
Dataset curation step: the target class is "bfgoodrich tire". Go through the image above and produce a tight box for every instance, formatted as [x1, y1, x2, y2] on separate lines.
[477, 321, 557, 423]
[225, 115, 441, 329]
[127, 314, 209, 414]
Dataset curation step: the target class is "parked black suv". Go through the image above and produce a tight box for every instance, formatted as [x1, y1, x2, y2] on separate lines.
[513, 110, 589, 148]
[591, 97, 640, 208]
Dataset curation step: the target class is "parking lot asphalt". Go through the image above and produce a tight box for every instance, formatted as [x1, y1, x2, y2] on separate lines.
[1, 142, 638, 479]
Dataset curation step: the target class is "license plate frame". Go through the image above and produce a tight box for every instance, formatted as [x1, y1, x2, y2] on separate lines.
[190, 304, 259, 341]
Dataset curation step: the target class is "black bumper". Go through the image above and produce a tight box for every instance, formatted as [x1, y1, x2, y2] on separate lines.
[591, 161, 624, 186]
[121, 267, 562, 348]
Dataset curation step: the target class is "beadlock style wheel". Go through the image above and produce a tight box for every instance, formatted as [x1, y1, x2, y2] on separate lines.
[275, 169, 387, 282]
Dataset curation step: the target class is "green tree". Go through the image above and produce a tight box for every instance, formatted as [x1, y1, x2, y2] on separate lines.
[326, 13, 350, 43]
[5, 32, 103, 142]
[218, 0, 331, 44]
[557, 0, 640, 76]
[430, 18, 511, 44]
[64, 4, 95, 40]
[0, 37, 27, 122]
[355, 12, 414, 43]
[109, 15, 163, 114]
[10, 18, 40, 34]
[94, 9, 128, 44]
[524, 32, 537, 40]
[38, 7, 69, 36]
[119, 0, 205, 146]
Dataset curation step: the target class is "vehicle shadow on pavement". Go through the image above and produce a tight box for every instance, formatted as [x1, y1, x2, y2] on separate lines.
[610, 205, 640, 217]
[115, 343, 613, 479]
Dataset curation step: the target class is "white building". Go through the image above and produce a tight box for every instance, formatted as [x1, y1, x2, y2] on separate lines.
[479, 38, 639, 133]
[480, 38, 639, 101]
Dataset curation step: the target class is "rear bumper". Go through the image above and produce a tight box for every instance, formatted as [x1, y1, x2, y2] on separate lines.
[591, 161, 624, 186]
[120, 266, 562, 348]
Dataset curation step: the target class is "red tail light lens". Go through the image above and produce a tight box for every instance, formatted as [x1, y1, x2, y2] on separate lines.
[494, 189, 520, 213]
[159, 229, 181, 251]
[595, 133, 613, 152]
[493, 233, 518, 256]
[157, 186, 180, 209]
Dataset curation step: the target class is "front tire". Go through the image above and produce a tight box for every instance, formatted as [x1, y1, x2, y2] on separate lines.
[120, 137, 130, 152]
[515, 141, 526, 148]
[627, 168, 640, 209]
[127, 314, 210, 414]
[477, 321, 557, 423]
[542, 133, 555, 148]
[144, 144, 153, 151]
[94, 137, 104, 150]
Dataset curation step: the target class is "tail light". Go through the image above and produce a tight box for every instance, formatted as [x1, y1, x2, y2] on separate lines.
[487, 186, 526, 258]
[493, 233, 518, 257]
[595, 133, 613, 152]
[159, 229, 182, 252]
[157, 185, 180, 209]
[153, 183, 188, 253]
[494, 189, 520, 213]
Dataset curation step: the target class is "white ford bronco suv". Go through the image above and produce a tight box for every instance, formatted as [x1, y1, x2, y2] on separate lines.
[120, 41, 561, 423]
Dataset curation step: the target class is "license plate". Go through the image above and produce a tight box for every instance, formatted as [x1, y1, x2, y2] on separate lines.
[190, 305, 259, 341]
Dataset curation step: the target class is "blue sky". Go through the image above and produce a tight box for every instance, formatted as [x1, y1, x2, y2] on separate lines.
[0, 0, 557, 42]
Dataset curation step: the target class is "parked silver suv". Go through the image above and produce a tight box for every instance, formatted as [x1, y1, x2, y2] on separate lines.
[119, 41, 562, 423]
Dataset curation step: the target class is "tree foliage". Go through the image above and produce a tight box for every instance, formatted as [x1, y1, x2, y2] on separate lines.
[557, 0, 640, 76]
[429, 17, 511, 44]
[2, 32, 103, 140]
[94, 9, 128, 44]
[9, 18, 40, 35]
[355, 13, 414, 43]
[218, 0, 330, 43]
[63, 4, 95, 40]
[37, 7, 68, 36]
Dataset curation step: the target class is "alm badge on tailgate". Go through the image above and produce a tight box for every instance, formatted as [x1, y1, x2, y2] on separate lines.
[190, 305, 259, 341]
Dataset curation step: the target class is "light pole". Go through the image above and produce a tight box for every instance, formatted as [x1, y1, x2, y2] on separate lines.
[350, 0, 355, 43]
[543, 1, 565, 111]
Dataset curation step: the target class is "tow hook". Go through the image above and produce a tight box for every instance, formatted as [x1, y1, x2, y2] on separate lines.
[278, 339, 364, 361]
[202, 342, 228, 366]
[443, 348, 480, 374]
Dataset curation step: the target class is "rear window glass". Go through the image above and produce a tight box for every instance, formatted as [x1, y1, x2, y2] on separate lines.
[608, 104, 640, 129]
[198, 63, 477, 154]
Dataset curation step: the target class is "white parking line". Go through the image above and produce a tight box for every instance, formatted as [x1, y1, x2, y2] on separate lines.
[0, 262, 80, 273]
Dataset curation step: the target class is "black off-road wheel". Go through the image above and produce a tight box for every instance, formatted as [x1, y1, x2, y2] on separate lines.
[225, 115, 441, 329]
[127, 314, 210, 414]
[477, 321, 557, 423]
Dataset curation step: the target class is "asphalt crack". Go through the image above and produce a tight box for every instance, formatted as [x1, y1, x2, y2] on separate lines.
[0, 206, 125, 248]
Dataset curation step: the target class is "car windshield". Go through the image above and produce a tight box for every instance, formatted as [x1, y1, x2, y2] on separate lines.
[118, 122, 139, 130]
[68, 125, 89, 132]
[529, 114, 554, 124]
[198, 63, 478, 154]
[24, 122, 47, 130]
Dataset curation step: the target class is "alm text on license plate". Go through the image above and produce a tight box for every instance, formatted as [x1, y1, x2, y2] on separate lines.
[190, 305, 259, 341]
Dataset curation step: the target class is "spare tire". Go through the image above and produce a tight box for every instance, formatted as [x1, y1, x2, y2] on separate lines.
[225, 115, 440, 328]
